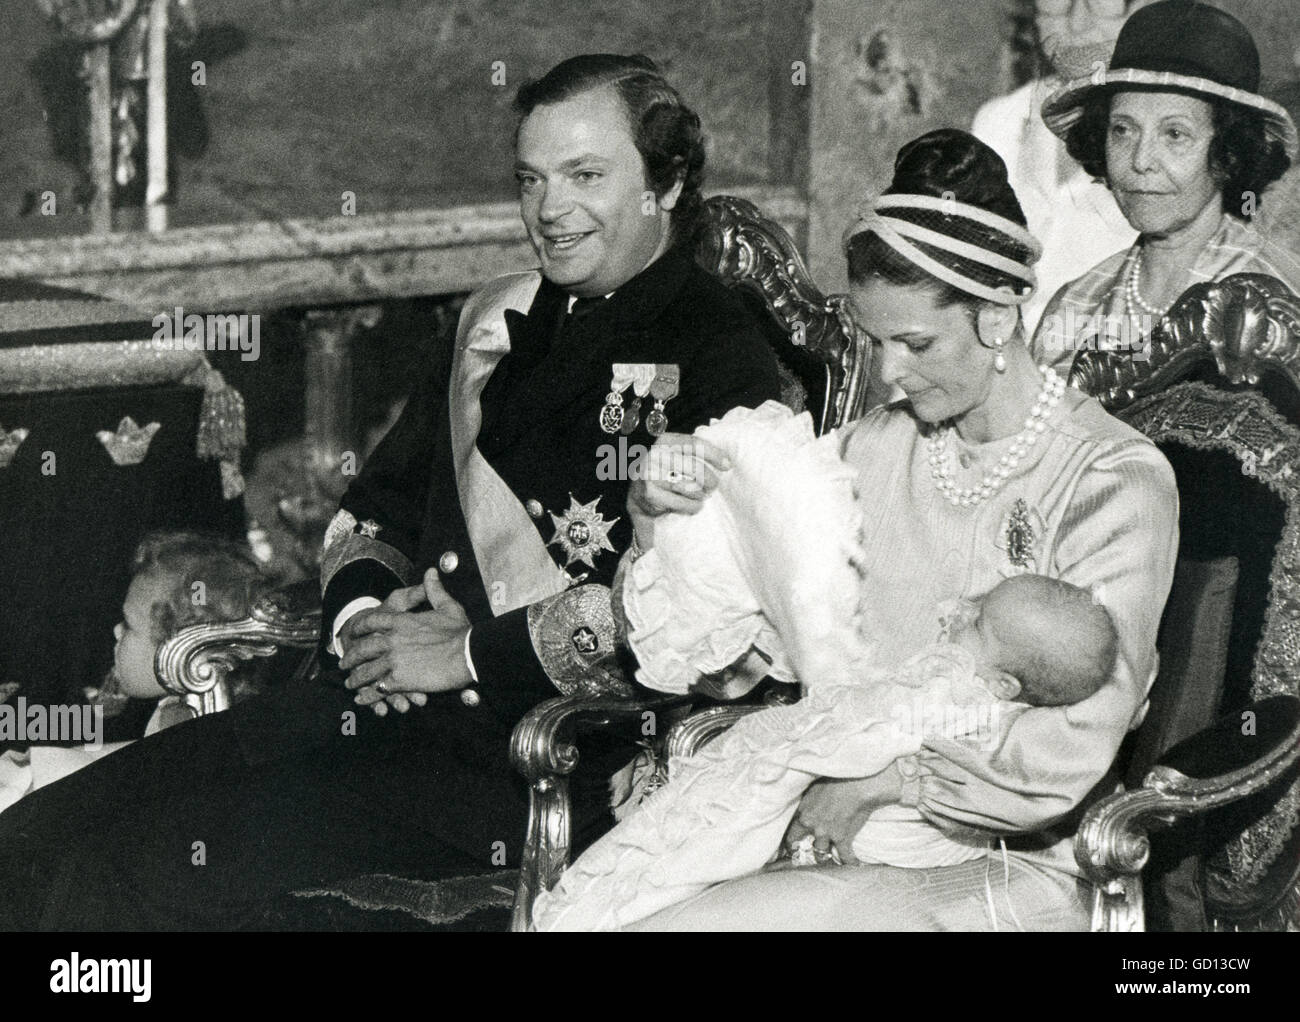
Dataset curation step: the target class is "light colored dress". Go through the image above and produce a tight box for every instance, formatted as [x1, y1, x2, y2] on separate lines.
[534, 642, 1012, 931]
[632, 385, 1179, 931]
[1032, 212, 1300, 376]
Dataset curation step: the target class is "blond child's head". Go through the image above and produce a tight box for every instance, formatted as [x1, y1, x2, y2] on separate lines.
[110, 531, 264, 700]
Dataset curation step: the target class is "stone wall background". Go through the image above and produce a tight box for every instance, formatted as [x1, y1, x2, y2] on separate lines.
[805, 0, 1300, 288]
[0, 0, 782, 239]
[2, 0, 1298, 277]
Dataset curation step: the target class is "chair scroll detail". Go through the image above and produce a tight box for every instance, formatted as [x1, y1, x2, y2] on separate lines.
[694, 195, 869, 432]
[1076, 700, 1300, 932]
[154, 578, 322, 717]
[1071, 273, 1300, 413]
[508, 690, 686, 932]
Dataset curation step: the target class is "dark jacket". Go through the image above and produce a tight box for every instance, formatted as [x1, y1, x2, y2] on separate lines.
[321, 240, 781, 734]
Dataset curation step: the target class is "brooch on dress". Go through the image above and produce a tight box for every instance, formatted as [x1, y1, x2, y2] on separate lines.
[1002, 498, 1037, 571]
[548, 494, 619, 569]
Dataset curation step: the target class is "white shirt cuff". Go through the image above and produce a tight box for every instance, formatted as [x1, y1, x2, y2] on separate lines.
[331, 597, 382, 657]
[464, 628, 478, 683]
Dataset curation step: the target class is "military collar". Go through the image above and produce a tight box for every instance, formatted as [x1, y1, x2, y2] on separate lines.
[537, 239, 695, 334]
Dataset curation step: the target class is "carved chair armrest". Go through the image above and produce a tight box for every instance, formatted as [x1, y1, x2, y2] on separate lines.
[508, 688, 688, 931]
[1076, 697, 1300, 893]
[664, 704, 766, 763]
[153, 578, 322, 715]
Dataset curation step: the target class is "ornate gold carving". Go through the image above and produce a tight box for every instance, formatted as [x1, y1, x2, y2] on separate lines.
[664, 704, 764, 763]
[1121, 384, 1300, 915]
[694, 195, 871, 432]
[508, 690, 685, 931]
[153, 579, 322, 716]
[1075, 715, 1300, 931]
[1072, 274, 1300, 413]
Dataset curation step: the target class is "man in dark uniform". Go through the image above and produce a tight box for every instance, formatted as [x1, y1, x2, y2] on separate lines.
[0, 54, 780, 929]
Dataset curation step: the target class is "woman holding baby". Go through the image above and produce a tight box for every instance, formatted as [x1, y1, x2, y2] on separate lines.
[609, 126, 1181, 931]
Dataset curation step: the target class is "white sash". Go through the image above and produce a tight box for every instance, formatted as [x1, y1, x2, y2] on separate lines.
[448, 272, 573, 615]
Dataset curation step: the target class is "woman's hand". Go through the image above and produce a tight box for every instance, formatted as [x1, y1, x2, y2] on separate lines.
[783, 761, 905, 865]
[626, 432, 732, 550]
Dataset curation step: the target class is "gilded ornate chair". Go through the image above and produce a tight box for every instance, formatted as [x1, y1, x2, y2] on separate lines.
[151, 195, 872, 931]
[662, 273, 1300, 933]
[1068, 274, 1300, 932]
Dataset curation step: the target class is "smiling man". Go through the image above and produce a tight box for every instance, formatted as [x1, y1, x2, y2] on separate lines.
[0, 54, 780, 930]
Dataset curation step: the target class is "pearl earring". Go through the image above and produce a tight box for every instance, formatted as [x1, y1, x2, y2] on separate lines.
[993, 337, 1007, 373]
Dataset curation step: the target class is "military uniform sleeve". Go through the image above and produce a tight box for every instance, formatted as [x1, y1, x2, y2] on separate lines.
[907, 440, 1179, 835]
[319, 355, 448, 637]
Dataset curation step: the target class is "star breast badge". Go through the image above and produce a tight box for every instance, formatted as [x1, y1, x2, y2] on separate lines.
[548, 495, 619, 569]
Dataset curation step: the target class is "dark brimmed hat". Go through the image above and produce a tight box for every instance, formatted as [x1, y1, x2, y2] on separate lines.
[1042, 0, 1298, 160]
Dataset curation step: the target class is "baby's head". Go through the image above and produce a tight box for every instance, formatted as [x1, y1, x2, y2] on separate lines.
[947, 574, 1117, 707]
[111, 531, 264, 700]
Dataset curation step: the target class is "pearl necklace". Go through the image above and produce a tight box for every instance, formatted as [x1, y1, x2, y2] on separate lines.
[927, 366, 1065, 508]
[1125, 250, 1172, 320]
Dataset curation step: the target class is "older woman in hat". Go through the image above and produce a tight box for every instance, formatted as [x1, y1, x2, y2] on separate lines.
[1033, 0, 1300, 372]
[617, 128, 1179, 930]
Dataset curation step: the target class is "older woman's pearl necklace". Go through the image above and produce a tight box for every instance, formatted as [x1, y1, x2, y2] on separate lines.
[1125, 251, 1172, 319]
[927, 366, 1065, 508]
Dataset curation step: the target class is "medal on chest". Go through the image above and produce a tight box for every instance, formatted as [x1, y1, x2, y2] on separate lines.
[599, 363, 678, 436]
[645, 364, 680, 437]
[548, 494, 620, 568]
[599, 364, 636, 435]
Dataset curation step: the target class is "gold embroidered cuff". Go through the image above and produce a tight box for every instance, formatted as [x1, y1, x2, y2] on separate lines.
[526, 585, 634, 698]
[320, 509, 416, 592]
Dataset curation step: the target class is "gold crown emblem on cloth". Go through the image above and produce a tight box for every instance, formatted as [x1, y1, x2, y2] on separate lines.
[0, 426, 31, 469]
[96, 416, 161, 466]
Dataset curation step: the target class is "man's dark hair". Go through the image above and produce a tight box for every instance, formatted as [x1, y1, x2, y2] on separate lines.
[1064, 86, 1292, 221]
[513, 54, 706, 237]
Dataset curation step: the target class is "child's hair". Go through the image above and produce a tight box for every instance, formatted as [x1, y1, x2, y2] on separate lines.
[991, 575, 1118, 707]
[132, 530, 264, 645]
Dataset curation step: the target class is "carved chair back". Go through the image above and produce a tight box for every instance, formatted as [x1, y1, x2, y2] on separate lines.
[1071, 273, 1300, 929]
[694, 195, 871, 435]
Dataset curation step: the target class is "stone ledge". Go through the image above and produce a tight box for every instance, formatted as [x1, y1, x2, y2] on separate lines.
[0, 186, 807, 313]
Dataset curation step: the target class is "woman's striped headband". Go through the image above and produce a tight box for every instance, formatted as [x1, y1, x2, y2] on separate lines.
[843, 194, 1044, 306]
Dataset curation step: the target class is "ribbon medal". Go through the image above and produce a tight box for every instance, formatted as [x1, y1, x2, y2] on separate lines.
[619, 363, 659, 435]
[599, 364, 636, 434]
[645, 364, 681, 437]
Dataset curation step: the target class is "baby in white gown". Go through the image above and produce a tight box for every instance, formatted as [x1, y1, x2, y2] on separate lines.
[531, 404, 1117, 932]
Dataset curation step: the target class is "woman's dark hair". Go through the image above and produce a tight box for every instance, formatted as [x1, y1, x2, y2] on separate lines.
[1064, 86, 1292, 221]
[514, 54, 706, 237]
[846, 129, 1034, 311]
